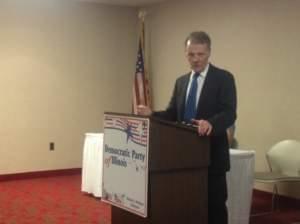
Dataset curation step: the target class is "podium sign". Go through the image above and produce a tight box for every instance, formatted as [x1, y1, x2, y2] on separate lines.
[102, 114, 150, 217]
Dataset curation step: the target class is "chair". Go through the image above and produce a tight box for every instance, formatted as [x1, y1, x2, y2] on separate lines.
[254, 139, 300, 214]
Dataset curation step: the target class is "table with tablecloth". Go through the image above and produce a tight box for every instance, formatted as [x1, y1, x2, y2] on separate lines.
[81, 133, 103, 197]
[227, 149, 255, 224]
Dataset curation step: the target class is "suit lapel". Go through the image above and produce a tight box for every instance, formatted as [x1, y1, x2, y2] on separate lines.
[196, 64, 214, 117]
[178, 73, 191, 121]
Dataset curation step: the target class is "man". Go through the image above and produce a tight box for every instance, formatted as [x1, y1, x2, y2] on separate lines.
[138, 31, 237, 224]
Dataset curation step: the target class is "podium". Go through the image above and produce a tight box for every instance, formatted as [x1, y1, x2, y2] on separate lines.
[103, 113, 210, 224]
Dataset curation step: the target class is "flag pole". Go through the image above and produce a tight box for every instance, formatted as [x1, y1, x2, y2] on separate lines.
[132, 10, 151, 115]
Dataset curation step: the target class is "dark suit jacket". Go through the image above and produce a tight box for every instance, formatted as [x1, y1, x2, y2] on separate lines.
[153, 64, 237, 173]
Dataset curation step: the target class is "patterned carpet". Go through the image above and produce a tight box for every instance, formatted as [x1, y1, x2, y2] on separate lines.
[250, 190, 300, 224]
[0, 174, 299, 224]
[0, 175, 110, 224]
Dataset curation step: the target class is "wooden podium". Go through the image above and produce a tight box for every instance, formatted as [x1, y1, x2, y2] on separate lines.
[105, 113, 210, 224]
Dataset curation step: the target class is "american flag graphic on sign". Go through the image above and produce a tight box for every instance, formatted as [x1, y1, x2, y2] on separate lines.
[132, 20, 151, 114]
[105, 117, 148, 147]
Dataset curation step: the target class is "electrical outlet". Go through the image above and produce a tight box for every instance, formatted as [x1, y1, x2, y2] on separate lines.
[50, 142, 55, 151]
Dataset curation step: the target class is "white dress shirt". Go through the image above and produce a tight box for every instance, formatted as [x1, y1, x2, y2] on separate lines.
[185, 63, 209, 109]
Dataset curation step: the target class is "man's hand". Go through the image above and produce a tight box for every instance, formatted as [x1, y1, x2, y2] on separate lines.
[191, 119, 213, 136]
[137, 105, 152, 116]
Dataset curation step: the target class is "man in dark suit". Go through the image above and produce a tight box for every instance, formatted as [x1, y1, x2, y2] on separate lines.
[137, 31, 237, 224]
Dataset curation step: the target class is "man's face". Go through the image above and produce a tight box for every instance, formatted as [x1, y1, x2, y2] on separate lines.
[185, 41, 210, 72]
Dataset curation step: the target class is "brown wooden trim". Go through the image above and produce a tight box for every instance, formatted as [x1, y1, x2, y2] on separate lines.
[253, 189, 300, 208]
[0, 168, 81, 182]
[253, 189, 273, 200]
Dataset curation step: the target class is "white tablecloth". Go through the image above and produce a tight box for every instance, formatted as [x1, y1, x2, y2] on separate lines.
[227, 149, 255, 224]
[81, 133, 103, 197]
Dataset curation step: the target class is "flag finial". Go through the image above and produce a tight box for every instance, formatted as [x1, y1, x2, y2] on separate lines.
[138, 9, 147, 21]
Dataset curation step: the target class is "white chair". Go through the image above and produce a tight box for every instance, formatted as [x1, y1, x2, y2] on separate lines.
[254, 139, 300, 213]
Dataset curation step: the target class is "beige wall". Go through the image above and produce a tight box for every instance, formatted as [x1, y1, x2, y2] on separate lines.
[145, 0, 300, 197]
[0, 0, 137, 174]
[1, 0, 299, 198]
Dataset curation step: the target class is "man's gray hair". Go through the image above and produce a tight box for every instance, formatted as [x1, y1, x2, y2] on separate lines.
[184, 31, 211, 50]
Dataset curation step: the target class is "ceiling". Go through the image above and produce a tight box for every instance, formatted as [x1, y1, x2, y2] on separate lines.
[80, 0, 170, 7]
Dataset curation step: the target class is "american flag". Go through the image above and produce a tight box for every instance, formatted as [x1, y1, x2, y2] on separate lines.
[132, 20, 151, 114]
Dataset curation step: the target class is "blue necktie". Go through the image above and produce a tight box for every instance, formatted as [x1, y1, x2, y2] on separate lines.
[184, 72, 200, 123]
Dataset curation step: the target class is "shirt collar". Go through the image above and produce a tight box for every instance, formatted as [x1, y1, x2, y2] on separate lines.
[191, 63, 210, 78]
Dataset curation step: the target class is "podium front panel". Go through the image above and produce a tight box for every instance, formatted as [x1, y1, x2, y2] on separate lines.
[102, 114, 150, 217]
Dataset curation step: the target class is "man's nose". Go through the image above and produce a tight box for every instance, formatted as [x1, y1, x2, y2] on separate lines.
[192, 56, 199, 62]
